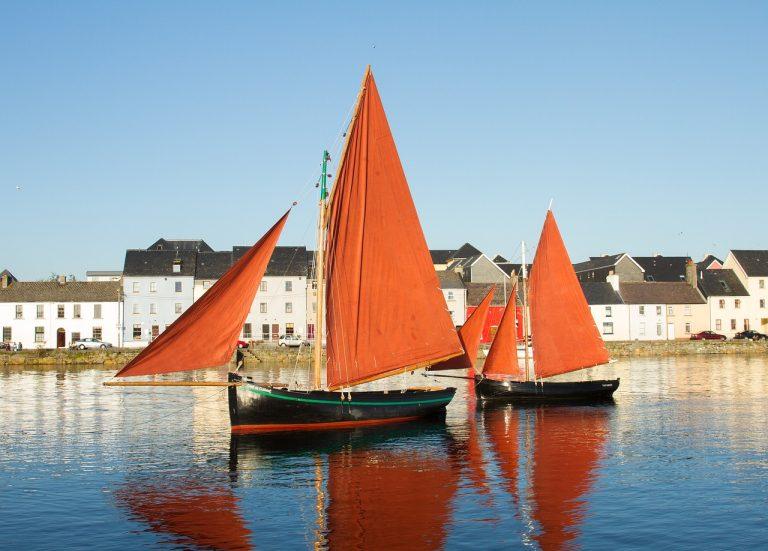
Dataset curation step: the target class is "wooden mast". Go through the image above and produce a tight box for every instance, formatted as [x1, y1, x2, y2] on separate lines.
[521, 241, 532, 382]
[312, 66, 371, 389]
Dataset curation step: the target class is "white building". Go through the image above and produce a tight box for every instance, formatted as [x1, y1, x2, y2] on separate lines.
[696, 268, 750, 338]
[0, 276, 122, 349]
[582, 279, 630, 341]
[723, 250, 768, 334]
[437, 270, 467, 326]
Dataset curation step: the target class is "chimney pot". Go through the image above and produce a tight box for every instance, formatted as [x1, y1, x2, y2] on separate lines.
[57, 274, 66, 285]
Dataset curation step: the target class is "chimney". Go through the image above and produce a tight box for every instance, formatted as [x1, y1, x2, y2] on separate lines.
[57, 274, 66, 286]
[607, 273, 620, 292]
[685, 259, 697, 287]
[1, 274, 8, 289]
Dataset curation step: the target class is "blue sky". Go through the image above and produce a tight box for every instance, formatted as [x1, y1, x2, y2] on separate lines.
[2, 1, 766, 279]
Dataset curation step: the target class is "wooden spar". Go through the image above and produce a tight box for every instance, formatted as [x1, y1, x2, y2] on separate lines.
[312, 151, 330, 390]
[104, 381, 242, 387]
[521, 241, 532, 382]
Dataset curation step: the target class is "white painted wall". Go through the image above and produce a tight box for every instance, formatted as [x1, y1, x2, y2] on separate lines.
[442, 288, 467, 326]
[627, 304, 668, 340]
[122, 275, 195, 346]
[589, 304, 631, 341]
[723, 254, 768, 333]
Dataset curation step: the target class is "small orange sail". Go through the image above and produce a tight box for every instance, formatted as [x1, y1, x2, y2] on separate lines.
[429, 286, 495, 372]
[482, 284, 524, 379]
[528, 211, 609, 378]
[324, 69, 462, 390]
[116, 211, 289, 377]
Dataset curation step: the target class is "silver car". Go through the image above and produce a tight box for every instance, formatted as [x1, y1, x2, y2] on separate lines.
[71, 338, 113, 350]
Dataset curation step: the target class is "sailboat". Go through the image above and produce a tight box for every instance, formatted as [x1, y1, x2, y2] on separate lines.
[108, 67, 464, 432]
[475, 209, 619, 402]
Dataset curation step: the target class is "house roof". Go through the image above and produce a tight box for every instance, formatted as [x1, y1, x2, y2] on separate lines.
[147, 238, 213, 252]
[0, 281, 121, 303]
[430, 249, 455, 264]
[572, 253, 628, 274]
[580, 282, 624, 305]
[123, 250, 199, 277]
[730, 250, 768, 277]
[85, 270, 122, 277]
[436, 270, 465, 290]
[233, 246, 308, 277]
[492, 254, 508, 263]
[633, 256, 691, 282]
[1, 269, 18, 283]
[697, 269, 749, 297]
[697, 254, 723, 271]
[496, 262, 531, 277]
[452, 243, 482, 259]
[466, 282, 515, 307]
[195, 251, 233, 280]
[619, 282, 705, 305]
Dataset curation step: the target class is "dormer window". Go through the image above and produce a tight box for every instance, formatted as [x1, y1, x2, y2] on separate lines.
[172, 259, 182, 273]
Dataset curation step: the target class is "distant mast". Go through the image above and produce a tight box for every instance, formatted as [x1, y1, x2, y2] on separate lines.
[312, 150, 330, 389]
[521, 241, 532, 381]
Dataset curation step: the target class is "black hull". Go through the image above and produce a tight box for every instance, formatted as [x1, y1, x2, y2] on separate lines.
[475, 376, 619, 403]
[228, 373, 456, 433]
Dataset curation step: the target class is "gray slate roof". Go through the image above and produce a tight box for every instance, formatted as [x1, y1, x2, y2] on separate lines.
[436, 270, 465, 290]
[0, 281, 121, 303]
[573, 253, 626, 274]
[430, 250, 455, 264]
[580, 282, 624, 305]
[148, 238, 213, 252]
[195, 251, 233, 279]
[496, 262, 531, 277]
[730, 250, 768, 277]
[123, 250, 198, 277]
[466, 282, 515, 307]
[633, 256, 691, 282]
[492, 254, 508, 263]
[452, 243, 482, 259]
[697, 269, 749, 298]
[1, 269, 18, 283]
[233, 246, 308, 277]
[619, 282, 705, 305]
[697, 254, 723, 270]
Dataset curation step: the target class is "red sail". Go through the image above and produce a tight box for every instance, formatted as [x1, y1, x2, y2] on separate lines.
[482, 284, 524, 379]
[528, 211, 609, 378]
[324, 69, 462, 389]
[530, 408, 608, 550]
[116, 212, 289, 377]
[115, 481, 251, 551]
[430, 286, 495, 372]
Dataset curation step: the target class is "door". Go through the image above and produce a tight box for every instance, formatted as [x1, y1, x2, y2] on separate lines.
[307, 323, 315, 340]
[56, 328, 66, 348]
[744, 319, 750, 331]
[262, 324, 270, 340]
[667, 323, 675, 340]
[271, 324, 279, 341]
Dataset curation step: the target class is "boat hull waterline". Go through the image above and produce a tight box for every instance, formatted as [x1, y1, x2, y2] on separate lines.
[475, 376, 619, 403]
[228, 373, 456, 433]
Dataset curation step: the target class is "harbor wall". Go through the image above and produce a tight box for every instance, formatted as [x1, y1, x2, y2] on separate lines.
[2, 340, 768, 366]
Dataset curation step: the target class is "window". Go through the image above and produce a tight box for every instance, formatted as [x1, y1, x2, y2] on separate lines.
[715, 319, 722, 330]
[36, 305, 44, 319]
[71, 332, 80, 344]
[174, 303, 182, 314]
[203, 280, 211, 289]
[667, 306, 673, 316]
[447, 291, 454, 300]
[731, 319, 737, 330]
[133, 324, 142, 340]
[656, 323, 662, 336]
[260, 303, 267, 314]
[150, 303, 157, 315]
[311, 280, 317, 290]
[151, 325, 159, 338]
[685, 323, 691, 334]
[285, 302, 293, 314]
[35, 327, 44, 343]
[262, 324, 270, 340]
[719, 299, 725, 309]
[133, 304, 140, 315]
[761, 279, 765, 289]
[605, 306, 612, 318]
[735, 299, 741, 309]
[285, 281, 292, 292]
[639, 306, 645, 315]
[2, 327, 11, 341]
[132, 282, 140, 293]
[150, 281, 157, 293]
[57, 305, 65, 318]
[172, 259, 181, 273]
[639, 322, 646, 336]
[602, 322, 614, 335]
[285, 322, 295, 335]
[260, 281, 267, 292]
[93, 327, 102, 340]
[175, 281, 182, 293]
[243, 323, 252, 339]
[15, 305, 23, 319]
[94, 304, 102, 319]
[761, 299, 766, 309]
[656, 306, 662, 316]
[73, 304, 81, 319]
[684, 305, 691, 316]
[312, 302, 316, 313]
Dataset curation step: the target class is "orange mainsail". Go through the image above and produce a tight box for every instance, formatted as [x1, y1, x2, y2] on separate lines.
[116, 212, 289, 377]
[528, 211, 609, 378]
[324, 69, 462, 390]
[429, 286, 495, 372]
[482, 284, 524, 379]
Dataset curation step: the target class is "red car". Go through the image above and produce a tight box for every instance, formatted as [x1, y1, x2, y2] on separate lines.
[236, 340, 248, 349]
[690, 331, 726, 341]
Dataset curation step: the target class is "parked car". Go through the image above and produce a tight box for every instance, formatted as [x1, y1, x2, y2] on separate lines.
[690, 330, 726, 341]
[0, 342, 11, 351]
[278, 334, 307, 347]
[236, 340, 248, 349]
[70, 338, 113, 350]
[734, 330, 768, 341]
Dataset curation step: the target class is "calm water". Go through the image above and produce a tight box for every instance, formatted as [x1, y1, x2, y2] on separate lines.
[1, 357, 767, 550]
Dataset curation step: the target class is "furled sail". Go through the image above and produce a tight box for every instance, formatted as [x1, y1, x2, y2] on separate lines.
[324, 68, 463, 390]
[482, 284, 525, 379]
[429, 286, 495, 372]
[115, 212, 289, 377]
[528, 211, 609, 378]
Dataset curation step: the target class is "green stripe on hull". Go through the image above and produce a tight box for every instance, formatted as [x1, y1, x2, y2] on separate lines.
[243, 385, 452, 407]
